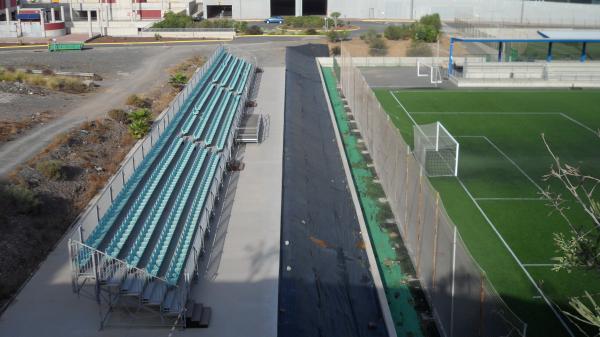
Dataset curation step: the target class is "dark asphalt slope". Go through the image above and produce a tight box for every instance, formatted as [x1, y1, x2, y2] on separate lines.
[278, 44, 387, 337]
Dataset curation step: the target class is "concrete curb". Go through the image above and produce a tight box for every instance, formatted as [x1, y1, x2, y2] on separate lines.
[316, 60, 398, 337]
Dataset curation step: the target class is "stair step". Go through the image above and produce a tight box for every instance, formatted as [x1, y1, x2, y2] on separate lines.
[186, 303, 205, 328]
[199, 306, 211, 328]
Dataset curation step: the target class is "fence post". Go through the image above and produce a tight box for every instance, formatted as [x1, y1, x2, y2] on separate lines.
[109, 186, 113, 203]
[403, 150, 410, 239]
[96, 204, 101, 223]
[415, 169, 424, 276]
[450, 226, 457, 337]
[480, 272, 485, 337]
[432, 192, 440, 289]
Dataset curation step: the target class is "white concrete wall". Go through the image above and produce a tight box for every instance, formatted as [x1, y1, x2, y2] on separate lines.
[215, 0, 600, 24]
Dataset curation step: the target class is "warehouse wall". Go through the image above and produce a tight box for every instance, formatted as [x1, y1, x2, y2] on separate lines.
[224, 0, 600, 26]
[326, 0, 600, 24]
[204, 0, 270, 18]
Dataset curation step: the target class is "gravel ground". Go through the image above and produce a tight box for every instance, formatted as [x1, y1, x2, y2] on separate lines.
[0, 45, 216, 81]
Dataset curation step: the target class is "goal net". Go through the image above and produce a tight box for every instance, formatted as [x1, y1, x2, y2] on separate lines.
[417, 60, 443, 84]
[413, 122, 459, 177]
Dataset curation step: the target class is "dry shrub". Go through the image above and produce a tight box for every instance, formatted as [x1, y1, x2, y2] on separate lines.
[107, 109, 129, 124]
[126, 94, 152, 109]
[36, 159, 65, 180]
[0, 183, 40, 214]
[78, 173, 107, 208]
[0, 67, 87, 93]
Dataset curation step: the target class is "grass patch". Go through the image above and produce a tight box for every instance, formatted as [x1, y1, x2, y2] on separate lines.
[0, 67, 88, 93]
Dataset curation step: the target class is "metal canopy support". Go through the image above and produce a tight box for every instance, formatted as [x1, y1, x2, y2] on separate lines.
[547, 42, 553, 62]
[448, 38, 455, 75]
[581, 42, 587, 62]
[498, 41, 504, 62]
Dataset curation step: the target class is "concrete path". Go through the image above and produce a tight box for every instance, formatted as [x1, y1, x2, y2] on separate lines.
[188, 66, 284, 337]
[0, 45, 215, 176]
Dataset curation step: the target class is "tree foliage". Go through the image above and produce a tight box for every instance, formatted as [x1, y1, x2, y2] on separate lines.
[542, 132, 600, 332]
[384, 25, 412, 41]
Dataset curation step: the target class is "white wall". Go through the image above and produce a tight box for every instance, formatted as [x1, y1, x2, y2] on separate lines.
[207, 0, 600, 23]
[203, 0, 270, 19]
[326, 0, 600, 24]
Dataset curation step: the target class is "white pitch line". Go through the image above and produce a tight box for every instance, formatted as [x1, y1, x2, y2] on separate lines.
[559, 113, 599, 136]
[522, 263, 556, 267]
[481, 136, 546, 194]
[409, 111, 561, 115]
[457, 178, 575, 337]
[389, 91, 419, 128]
[474, 197, 544, 201]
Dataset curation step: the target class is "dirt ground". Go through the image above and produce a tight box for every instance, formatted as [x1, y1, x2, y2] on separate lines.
[329, 33, 467, 57]
[0, 54, 205, 311]
[0, 117, 132, 306]
[0, 80, 91, 143]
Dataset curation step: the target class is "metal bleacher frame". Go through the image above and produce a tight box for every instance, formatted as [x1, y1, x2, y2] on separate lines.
[67, 45, 256, 329]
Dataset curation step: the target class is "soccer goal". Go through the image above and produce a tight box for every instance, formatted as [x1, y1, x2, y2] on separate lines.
[417, 60, 443, 84]
[413, 122, 459, 177]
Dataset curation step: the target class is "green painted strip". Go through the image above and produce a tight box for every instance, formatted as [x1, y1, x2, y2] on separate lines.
[322, 67, 425, 337]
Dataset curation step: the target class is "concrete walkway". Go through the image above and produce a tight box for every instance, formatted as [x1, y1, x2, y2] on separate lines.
[188, 66, 284, 337]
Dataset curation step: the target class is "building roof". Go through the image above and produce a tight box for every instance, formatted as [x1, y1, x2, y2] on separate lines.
[537, 29, 600, 40]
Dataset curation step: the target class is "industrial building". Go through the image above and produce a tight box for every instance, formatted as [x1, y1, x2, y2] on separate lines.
[203, 0, 600, 24]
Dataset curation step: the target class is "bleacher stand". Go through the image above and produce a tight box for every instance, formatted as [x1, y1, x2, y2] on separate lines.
[69, 46, 256, 326]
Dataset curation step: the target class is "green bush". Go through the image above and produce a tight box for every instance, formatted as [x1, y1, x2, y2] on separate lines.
[384, 25, 412, 40]
[282, 16, 324, 29]
[234, 21, 248, 33]
[127, 108, 151, 139]
[128, 119, 150, 139]
[125, 94, 152, 108]
[360, 28, 381, 44]
[327, 30, 350, 42]
[128, 108, 151, 123]
[244, 25, 263, 35]
[152, 12, 240, 29]
[152, 11, 192, 28]
[107, 109, 129, 123]
[36, 159, 65, 180]
[406, 41, 432, 56]
[330, 45, 341, 56]
[304, 28, 318, 35]
[413, 23, 438, 43]
[169, 73, 188, 89]
[368, 37, 388, 56]
[1, 184, 40, 214]
[419, 13, 442, 31]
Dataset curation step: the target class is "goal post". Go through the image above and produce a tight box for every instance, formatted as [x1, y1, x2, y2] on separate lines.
[417, 60, 443, 84]
[413, 122, 459, 177]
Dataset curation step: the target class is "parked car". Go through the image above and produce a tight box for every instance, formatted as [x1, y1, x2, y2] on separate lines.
[264, 16, 284, 24]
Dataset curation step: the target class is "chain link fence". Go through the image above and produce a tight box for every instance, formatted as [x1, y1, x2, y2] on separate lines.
[337, 48, 527, 337]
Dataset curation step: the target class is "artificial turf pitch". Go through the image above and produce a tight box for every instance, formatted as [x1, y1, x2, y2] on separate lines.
[374, 89, 600, 337]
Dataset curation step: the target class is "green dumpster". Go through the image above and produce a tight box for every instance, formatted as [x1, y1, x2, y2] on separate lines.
[48, 42, 84, 52]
